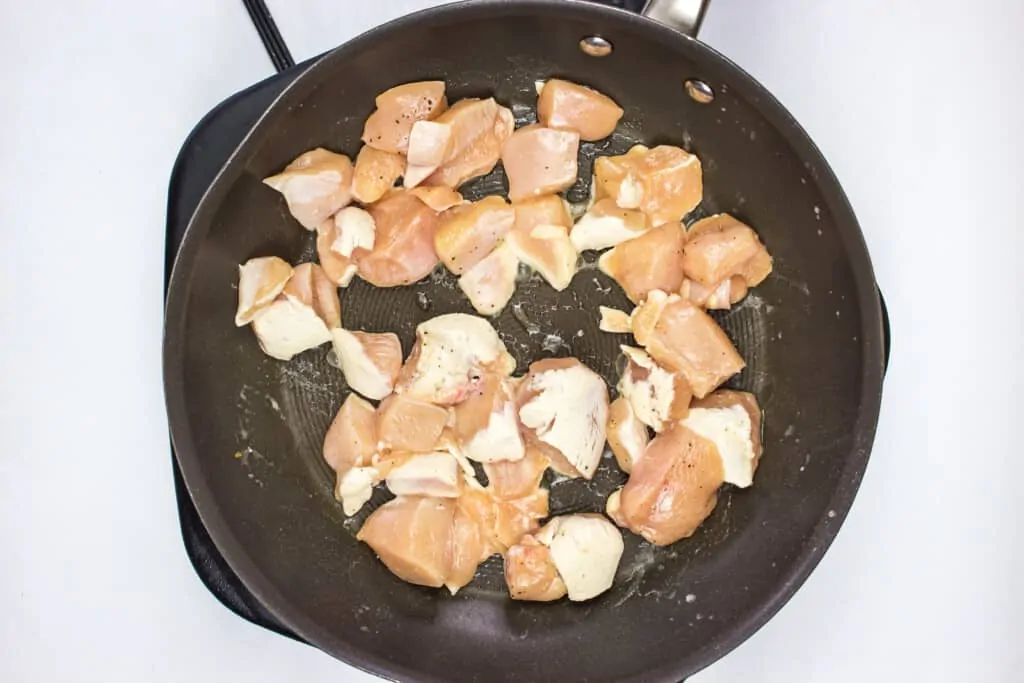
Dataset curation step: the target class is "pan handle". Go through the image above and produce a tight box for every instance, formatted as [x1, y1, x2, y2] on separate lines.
[641, 0, 711, 37]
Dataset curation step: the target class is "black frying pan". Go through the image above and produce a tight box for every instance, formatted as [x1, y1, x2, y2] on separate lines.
[163, 1, 888, 680]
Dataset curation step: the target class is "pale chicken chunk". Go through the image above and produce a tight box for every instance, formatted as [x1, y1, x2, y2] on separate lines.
[331, 206, 376, 257]
[446, 502, 489, 594]
[425, 98, 515, 188]
[631, 291, 745, 398]
[358, 190, 440, 287]
[504, 534, 567, 602]
[357, 496, 456, 588]
[618, 345, 692, 432]
[598, 306, 632, 334]
[680, 276, 748, 310]
[606, 396, 650, 474]
[410, 186, 464, 212]
[316, 220, 358, 287]
[537, 79, 624, 142]
[351, 146, 405, 204]
[404, 120, 454, 188]
[385, 451, 462, 498]
[263, 148, 354, 230]
[682, 213, 773, 290]
[483, 445, 549, 500]
[533, 514, 624, 601]
[452, 374, 525, 464]
[598, 221, 685, 303]
[362, 81, 447, 155]
[434, 196, 514, 274]
[235, 256, 292, 326]
[501, 124, 580, 202]
[460, 486, 549, 553]
[570, 198, 648, 252]
[684, 390, 763, 488]
[458, 241, 518, 316]
[509, 195, 578, 291]
[282, 262, 341, 329]
[376, 394, 449, 453]
[250, 263, 338, 361]
[517, 358, 610, 480]
[322, 394, 378, 515]
[330, 329, 402, 400]
[594, 145, 702, 226]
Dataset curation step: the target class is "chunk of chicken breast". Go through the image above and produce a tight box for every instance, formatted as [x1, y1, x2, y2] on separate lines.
[452, 374, 525, 464]
[509, 195, 578, 291]
[282, 262, 342, 329]
[322, 393, 378, 515]
[410, 186, 465, 212]
[594, 144, 702, 226]
[483, 445, 550, 500]
[249, 263, 338, 361]
[357, 495, 456, 588]
[501, 124, 580, 202]
[235, 256, 292, 326]
[606, 396, 651, 474]
[683, 389, 763, 488]
[537, 79, 624, 142]
[504, 534, 568, 602]
[434, 196, 514, 274]
[598, 306, 632, 334]
[458, 241, 518, 316]
[316, 220, 358, 287]
[618, 345, 692, 432]
[682, 213, 773, 290]
[533, 514, 624, 601]
[331, 206, 376, 257]
[263, 148, 354, 230]
[351, 146, 405, 204]
[680, 276, 748, 310]
[570, 198, 648, 253]
[376, 394, 449, 453]
[358, 190, 440, 287]
[385, 451, 462, 498]
[424, 98, 515, 188]
[361, 81, 448, 155]
[330, 329, 403, 400]
[404, 120, 454, 188]
[598, 221, 685, 303]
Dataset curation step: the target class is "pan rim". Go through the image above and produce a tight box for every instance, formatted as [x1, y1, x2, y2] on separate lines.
[162, 1, 885, 680]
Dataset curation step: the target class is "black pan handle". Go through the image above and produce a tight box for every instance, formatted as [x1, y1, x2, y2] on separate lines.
[242, 0, 295, 73]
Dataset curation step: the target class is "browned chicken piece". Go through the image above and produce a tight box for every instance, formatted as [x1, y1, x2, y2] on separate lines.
[361, 81, 448, 155]
[351, 146, 405, 204]
[452, 374, 525, 463]
[434, 196, 515, 274]
[283, 262, 342, 329]
[410, 186, 465, 212]
[618, 345, 692, 432]
[376, 394, 449, 453]
[263, 148, 354, 230]
[607, 396, 651, 474]
[501, 124, 580, 202]
[509, 195, 578, 291]
[357, 190, 440, 287]
[235, 256, 292, 326]
[404, 121, 454, 188]
[458, 241, 518, 316]
[424, 98, 515, 188]
[536, 79, 624, 142]
[357, 495, 457, 588]
[680, 276, 748, 310]
[316, 220, 358, 287]
[504, 534, 567, 602]
[484, 445, 550, 500]
[607, 421, 724, 545]
[322, 393, 379, 515]
[570, 198, 649, 252]
[682, 214, 772, 294]
[684, 389, 764, 488]
[598, 222, 685, 303]
[631, 291, 745, 398]
[594, 144, 702, 226]
[330, 329, 403, 400]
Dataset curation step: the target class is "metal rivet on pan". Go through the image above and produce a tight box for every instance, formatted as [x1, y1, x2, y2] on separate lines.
[685, 79, 715, 104]
[579, 36, 613, 57]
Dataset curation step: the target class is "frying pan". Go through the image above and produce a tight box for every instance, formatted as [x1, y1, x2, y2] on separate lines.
[163, 1, 889, 680]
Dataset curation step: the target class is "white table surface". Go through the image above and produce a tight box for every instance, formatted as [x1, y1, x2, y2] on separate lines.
[1, 1, 1021, 681]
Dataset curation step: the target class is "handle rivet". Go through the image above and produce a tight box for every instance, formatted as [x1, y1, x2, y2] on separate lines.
[685, 78, 715, 104]
[579, 36, 613, 57]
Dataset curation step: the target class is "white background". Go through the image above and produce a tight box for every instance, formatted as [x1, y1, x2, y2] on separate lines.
[1, 0, 1021, 681]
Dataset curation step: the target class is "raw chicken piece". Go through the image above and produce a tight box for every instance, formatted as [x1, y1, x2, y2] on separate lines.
[434, 196, 514, 274]
[631, 291, 745, 398]
[330, 329, 403, 400]
[598, 221, 685, 303]
[410, 186, 464, 212]
[385, 451, 462, 498]
[235, 256, 292, 326]
[250, 264, 337, 360]
[331, 206, 376, 257]
[357, 495, 456, 588]
[263, 148, 354, 230]
[446, 501, 489, 594]
[336, 467, 378, 516]
[683, 389, 763, 488]
[509, 195, 578, 291]
[396, 313, 516, 405]
[533, 514, 624, 601]
[504, 534, 567, 602]
[594, 144, 702, 226]
[598, 306, 632, 334]
[517, 358, 609, 480]
[282, 262, 341, 329]
[358, 190, 440, 287]
[351, 146, 405, 204]
[458, 485, 549, 553]
[316, 220, 358, 287]
[404, 120, 454, 188]
[322, 393, 378, 515]
[536, 79, 624, 142]
[483, 445, 549, 500]
[452, 374, 525, 464]
[682, 213, 773, 289]
[607, 421, 724, 545]
[680, 276, 747, 310]
[425, 98, 515, 188]
[570, 198, 649, 252]
[361, 81, 447, 155]
[618, 345, 692, 432]
[501, 124, 580, 202]
[376, 394, 449, 452]
[606, 397, 650, 474]
[458, 241, 518, 316]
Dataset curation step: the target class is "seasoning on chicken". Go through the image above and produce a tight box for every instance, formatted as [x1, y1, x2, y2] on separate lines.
[593, 144, 702, 226]
[501, 124, 580, 202]
[452, 374, 525, 463]
[530, 514, 624, 601]
[235, 256, 292, 326]
[316, 220, 358, 287]
[357, 190, 440, 287]
[362, 81, 448, 155]
[504, 534, 567, 602]
[458, 241, 518, 316]
[351, 146, 405, 204]
[607, 421, 724, 545]
[618, 345, 692, 432]
[509, 195, 578, 291]
[631, 291, 745, 398]
[434, 196, 515, 275]
[322, 393, 379, 515]
[396, 313, 516, 405]
[404, 121, 454, 188]
[517, 358, 610, 480]
[683, 389, 763, 488]
[536, 79, 624, 142]
[598, 221, 685, 303]
[424, 98, 515, 188]
[410, 186, 465, 212]
[607, 397, 651, 474]
[598, 306, 632, 334]
[376, 394, 449, 453]
[330, 329, 403, 401]
[263, 148, 354, 230]
[483, 445, 550, 500]
[681, 214, 773, 299]
[357, 495, 457, 588]
[570, 198, 648, 252]
[385, 451, 462, 498]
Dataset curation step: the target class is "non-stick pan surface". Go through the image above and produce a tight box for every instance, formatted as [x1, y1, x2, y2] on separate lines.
[163, 1, 886, 681]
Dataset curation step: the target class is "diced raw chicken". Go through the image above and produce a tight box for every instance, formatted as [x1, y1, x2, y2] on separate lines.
[508, 196, 578, 291]
[682, 213, 773, 290]
[376, 394, 449, 453]
[263, 148, 354, 230]
[594, 144, 702, 226]
[617, 345, 692, 432]
[351, 146, 405, 204]
[457, 486, 547, 554]
[316, 220, 358, 287]
[434, 196, 515, 274]
[570, 198, 648, 252]
[404, 120, 454, 188]
[631, 292, 745, 398]
[322, 393, 378, 515]
[282, 262, 341, 329]
[606, 396, 650, 474]
[533, 514, 624, 601]
[385, 451, 462, 498]
[517, 358, 610, 480]
[410, 186, 465, 212]
[425, 98, 515, 188]
[452, 374, 525, 464]
[598, 222, 685, 303]
[358, 190, 440, 287]
[536, 79, 624, 142]
[458, 241, 518, 316]
[680, 276, 747, 310]
[598, 306, 632, 334]
[250, 267, 336, 361]
[483, 445, 549, 500]
[396, 313, 516, 405]
[504, 534, 567, 602]
[235, 256, 292, 326]
[331, 206, 376, 257]
[501, 124, 580, 202]
[330, 329, 403, 400]
[336, 466, 378, 516]
[606, 421, 724, 545]
[357, 495, 456, 588]
[362, 81, 447, 155]
[446, 502, 489, 594]
[683, 389, 763, 488]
